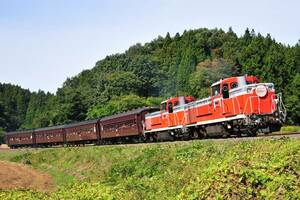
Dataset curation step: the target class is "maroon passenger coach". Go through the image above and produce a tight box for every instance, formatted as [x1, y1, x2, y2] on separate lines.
[64, 119, 100, 145]
[100, 107, 159, 143]
[6, 130, 34, 148]
[35, 125, 65, 147]
[5, 107, 159, 148]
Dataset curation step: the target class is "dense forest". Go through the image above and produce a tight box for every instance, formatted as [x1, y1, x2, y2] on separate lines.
[0, 27, 299, 141]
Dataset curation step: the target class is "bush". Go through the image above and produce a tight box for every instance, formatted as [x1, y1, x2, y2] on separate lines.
[0, 127, 5, 144]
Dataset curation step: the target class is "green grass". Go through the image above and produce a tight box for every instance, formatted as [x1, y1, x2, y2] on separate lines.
[1, 138, 300, 199]
[0, 150, 31, 160]
[280, 126, 300, 133]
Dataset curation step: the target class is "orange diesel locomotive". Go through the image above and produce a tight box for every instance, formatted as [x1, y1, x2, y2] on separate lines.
[144, 75, 286, 140]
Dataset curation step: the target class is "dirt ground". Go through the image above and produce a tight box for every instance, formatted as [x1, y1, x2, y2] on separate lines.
[0, 161, 53, 191]
[0, 144, 9, 149]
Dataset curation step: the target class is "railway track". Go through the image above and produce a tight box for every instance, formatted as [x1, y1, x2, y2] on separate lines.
[258, 131, 300, 138]
[200, 131, 300, 143]
[1, 132, 300, 150]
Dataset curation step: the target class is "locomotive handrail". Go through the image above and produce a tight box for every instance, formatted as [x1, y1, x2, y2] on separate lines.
[195, 97, 212, 106]
[242, 96, 261, 115]
[275, 93, 287, 122]
[244, 97, 249, 114]
[145, 111, 160, 117]
[173, 105, 185, 111]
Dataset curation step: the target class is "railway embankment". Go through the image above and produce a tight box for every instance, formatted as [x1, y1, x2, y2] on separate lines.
[0, 137, 299, 199]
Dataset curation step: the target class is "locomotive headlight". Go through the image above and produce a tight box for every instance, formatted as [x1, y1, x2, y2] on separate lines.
[256, 85, 268, 97]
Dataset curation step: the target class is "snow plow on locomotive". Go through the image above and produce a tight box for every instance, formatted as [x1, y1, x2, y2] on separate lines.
[144, 75, 286, 139]
[5, 75, 286, 148]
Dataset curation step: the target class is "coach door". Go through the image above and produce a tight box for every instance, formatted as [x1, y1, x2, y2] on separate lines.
[161, 101, 169, 128]
[211, 83, 222, 118]
[221, 83, 229, 115]
[167, 101, 176, 127]
[222, 82, 237, 116]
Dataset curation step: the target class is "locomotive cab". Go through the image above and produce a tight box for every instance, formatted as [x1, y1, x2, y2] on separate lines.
[210, 75, 269, 99]
[160, 96, 195, 113]
[210, 76, 256, 98]
[210, 75, 286, 135]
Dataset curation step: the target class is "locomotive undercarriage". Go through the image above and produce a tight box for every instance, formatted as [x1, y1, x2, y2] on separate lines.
[242, 113, 283, 135]
[199, 112, 284, 138]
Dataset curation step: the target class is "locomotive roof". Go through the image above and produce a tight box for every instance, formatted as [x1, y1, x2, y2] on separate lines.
[101, 107, 159, 121]
[211, 75, 257, 87]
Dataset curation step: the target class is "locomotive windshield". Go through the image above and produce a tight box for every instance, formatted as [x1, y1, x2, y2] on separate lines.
[161, 102, 167, 112]
[212, 84, 220, 96]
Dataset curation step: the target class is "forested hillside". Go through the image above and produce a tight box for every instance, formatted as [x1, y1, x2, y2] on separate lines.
[0, 28, 299, 136]
[0, 84, 56, 143]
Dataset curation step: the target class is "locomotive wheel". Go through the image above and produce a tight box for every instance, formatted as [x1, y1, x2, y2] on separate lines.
[236, 131, 242, 137]
[247, 129, 258, 137]
[192, 129, 204, 139]
[192, 130, 199, 139]
[146, 134, 156, 143]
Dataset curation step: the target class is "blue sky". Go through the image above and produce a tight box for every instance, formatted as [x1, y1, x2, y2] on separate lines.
[0, 0, 299, 93]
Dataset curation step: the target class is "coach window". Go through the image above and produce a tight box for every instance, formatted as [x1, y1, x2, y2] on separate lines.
[161, 102, 167, 112]
[212, 84, 220, 97]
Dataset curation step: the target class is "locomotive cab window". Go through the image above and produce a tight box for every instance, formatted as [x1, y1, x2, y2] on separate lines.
[212, 84, 220, 97]
[168, 102, 173, 113]
[222, 83, 229, 99]
[161, 102, 167, 112]
[174, 101, 179, 107]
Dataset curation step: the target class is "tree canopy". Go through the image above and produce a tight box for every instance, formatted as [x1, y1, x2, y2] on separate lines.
[0, 27, 299, 133]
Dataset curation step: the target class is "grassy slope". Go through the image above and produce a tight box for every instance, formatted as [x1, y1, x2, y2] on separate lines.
[280, 126, 300, 133]
[0, 138, 300, 200]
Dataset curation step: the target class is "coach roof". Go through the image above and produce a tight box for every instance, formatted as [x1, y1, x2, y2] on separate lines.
[5, 129, 34, 136]
[63, 119, 100, 128]
[100, 107, 159, 121]
[34, 124, 66, 132]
